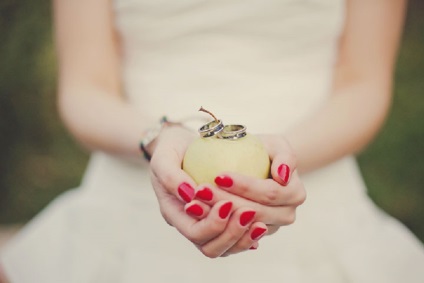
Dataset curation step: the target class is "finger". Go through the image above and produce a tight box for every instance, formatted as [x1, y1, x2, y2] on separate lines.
[150, 145, 197, 204]
[194, 184, 215, 203]
[270, 153, 296, 186]
[198, 208, 257, 258]
[249, 241, 260, 250]
[222, 241, 259, 256]
[167, 200, 234, 246]
[260, 136, 298, 186]
[184, 200, 211, 219]
[223, 222, 268, 256]
[195, 185, 301, 226]
[214, 172, 306, 206]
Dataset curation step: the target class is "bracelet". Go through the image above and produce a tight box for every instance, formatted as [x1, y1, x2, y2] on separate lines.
[139, 116, 169, 161]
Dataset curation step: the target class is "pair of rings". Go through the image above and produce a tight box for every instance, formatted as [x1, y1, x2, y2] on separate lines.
[199, 119, 247, 140]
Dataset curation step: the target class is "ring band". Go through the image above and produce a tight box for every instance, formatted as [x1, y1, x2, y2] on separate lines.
[198, 119, 224, 138]
[218, 124, 247, 140]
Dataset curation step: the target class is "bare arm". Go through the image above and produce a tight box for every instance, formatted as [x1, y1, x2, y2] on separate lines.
[54, 0, 150, 157]
[53, 0, 285, 257]
[285, 0, 407, 173]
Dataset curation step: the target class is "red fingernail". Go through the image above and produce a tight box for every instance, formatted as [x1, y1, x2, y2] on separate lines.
[249, 246, 258, 250]
[277, 164, 290, 185]
[250, 227, 267, 240]
[219, 202, 233, 219]
[215, 175, 233, 187]
[239, 211, 256, 226]
[178, 182, 194, 203]
[195, 187, 213, 201]
[186, 204, 203, 217]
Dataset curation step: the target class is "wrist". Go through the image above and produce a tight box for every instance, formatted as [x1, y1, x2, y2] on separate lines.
[139, 117, 195, 161]
[139, 116, 174, 161]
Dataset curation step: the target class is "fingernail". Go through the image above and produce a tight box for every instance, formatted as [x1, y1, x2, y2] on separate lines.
[178, 182, 194, 203]
[195, 187, 213, 201]
[186, 204, 203, 217]
[219, 202, 233, 219]
[250, 227, 267, 240]
[239, 211, 256, 226]
[215, 175, 233, 188]
[249, 242, 259, 250]
[277, 164, 290, 185]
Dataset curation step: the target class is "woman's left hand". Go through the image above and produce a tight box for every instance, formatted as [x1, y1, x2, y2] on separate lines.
[150, 125, 268, 257]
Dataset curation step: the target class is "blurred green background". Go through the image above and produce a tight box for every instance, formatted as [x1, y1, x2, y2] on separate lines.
[0, 0, 423, 243]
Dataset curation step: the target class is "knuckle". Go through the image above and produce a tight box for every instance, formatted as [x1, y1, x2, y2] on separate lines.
[159, 205, 168, 219]
[199, 247, 220, 258]
[238, 183, 249, 195]
[227, 229, 243, 242]
[277, 210, 296, 225]
[295, 186, 307, 206]
[207, 221, 224, 235]
[286, 177, 306, 206]
[231, 178, 249, 195]
[285, 210, 297, 225]
[239, 240, 254, 251]
[159, 207, 174, 227]
[285, 151, 298, 168]
[291, 182, 306, 206]
[150, 157, 178, 186]
[186, 233, 203, 245]
[158, 170, 175, 186]
[263, 187, 279, 205]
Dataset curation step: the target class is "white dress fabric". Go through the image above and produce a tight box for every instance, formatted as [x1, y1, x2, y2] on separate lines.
[2, 0, 424, 282]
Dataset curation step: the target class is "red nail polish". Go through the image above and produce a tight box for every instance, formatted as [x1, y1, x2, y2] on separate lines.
[195, 187, 213, 201]
[277, 164, 290, 185]
[250, 227, 267, 240]
[215, 175, 233, 188]
[186, 204, 203, 217]
[178, 182, 194, 203]
[249, 246, 258, 250]
[239, 211, 256, 226]
[219, 202, 233, 219]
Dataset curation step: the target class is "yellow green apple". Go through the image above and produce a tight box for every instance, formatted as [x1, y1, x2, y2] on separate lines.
[182, 133, 270, 185]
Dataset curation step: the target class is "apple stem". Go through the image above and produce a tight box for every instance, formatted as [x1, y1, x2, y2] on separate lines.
[199, 106, 218, 122]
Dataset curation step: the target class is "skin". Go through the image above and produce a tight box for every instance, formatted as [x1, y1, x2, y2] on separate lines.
[50, 0, 308, 258]
[286, 0, 407, 173]
[0, 1, 408, 280]
[150, 0, 407, 256]
[150, 127, 305, 256]
[52, 0, 405, 256]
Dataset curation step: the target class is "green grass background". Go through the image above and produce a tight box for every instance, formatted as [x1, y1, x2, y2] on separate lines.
[0, 0, 423, 243]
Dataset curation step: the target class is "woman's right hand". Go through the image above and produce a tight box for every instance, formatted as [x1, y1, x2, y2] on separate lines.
[149, 126, 266, 257]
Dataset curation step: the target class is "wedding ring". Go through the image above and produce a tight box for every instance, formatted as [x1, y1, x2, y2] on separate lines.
[198, 119, 224, 138]
[219, 124, 247, 140]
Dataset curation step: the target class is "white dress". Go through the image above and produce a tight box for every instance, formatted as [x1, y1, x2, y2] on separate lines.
[2, 0, 424, 282]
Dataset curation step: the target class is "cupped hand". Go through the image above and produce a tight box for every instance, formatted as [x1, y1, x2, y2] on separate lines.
[149, 126, 265, 257]
[194, 134, 306, 233]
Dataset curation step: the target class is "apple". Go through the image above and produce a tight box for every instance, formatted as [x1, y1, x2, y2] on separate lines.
[182, 109, 270, 185]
